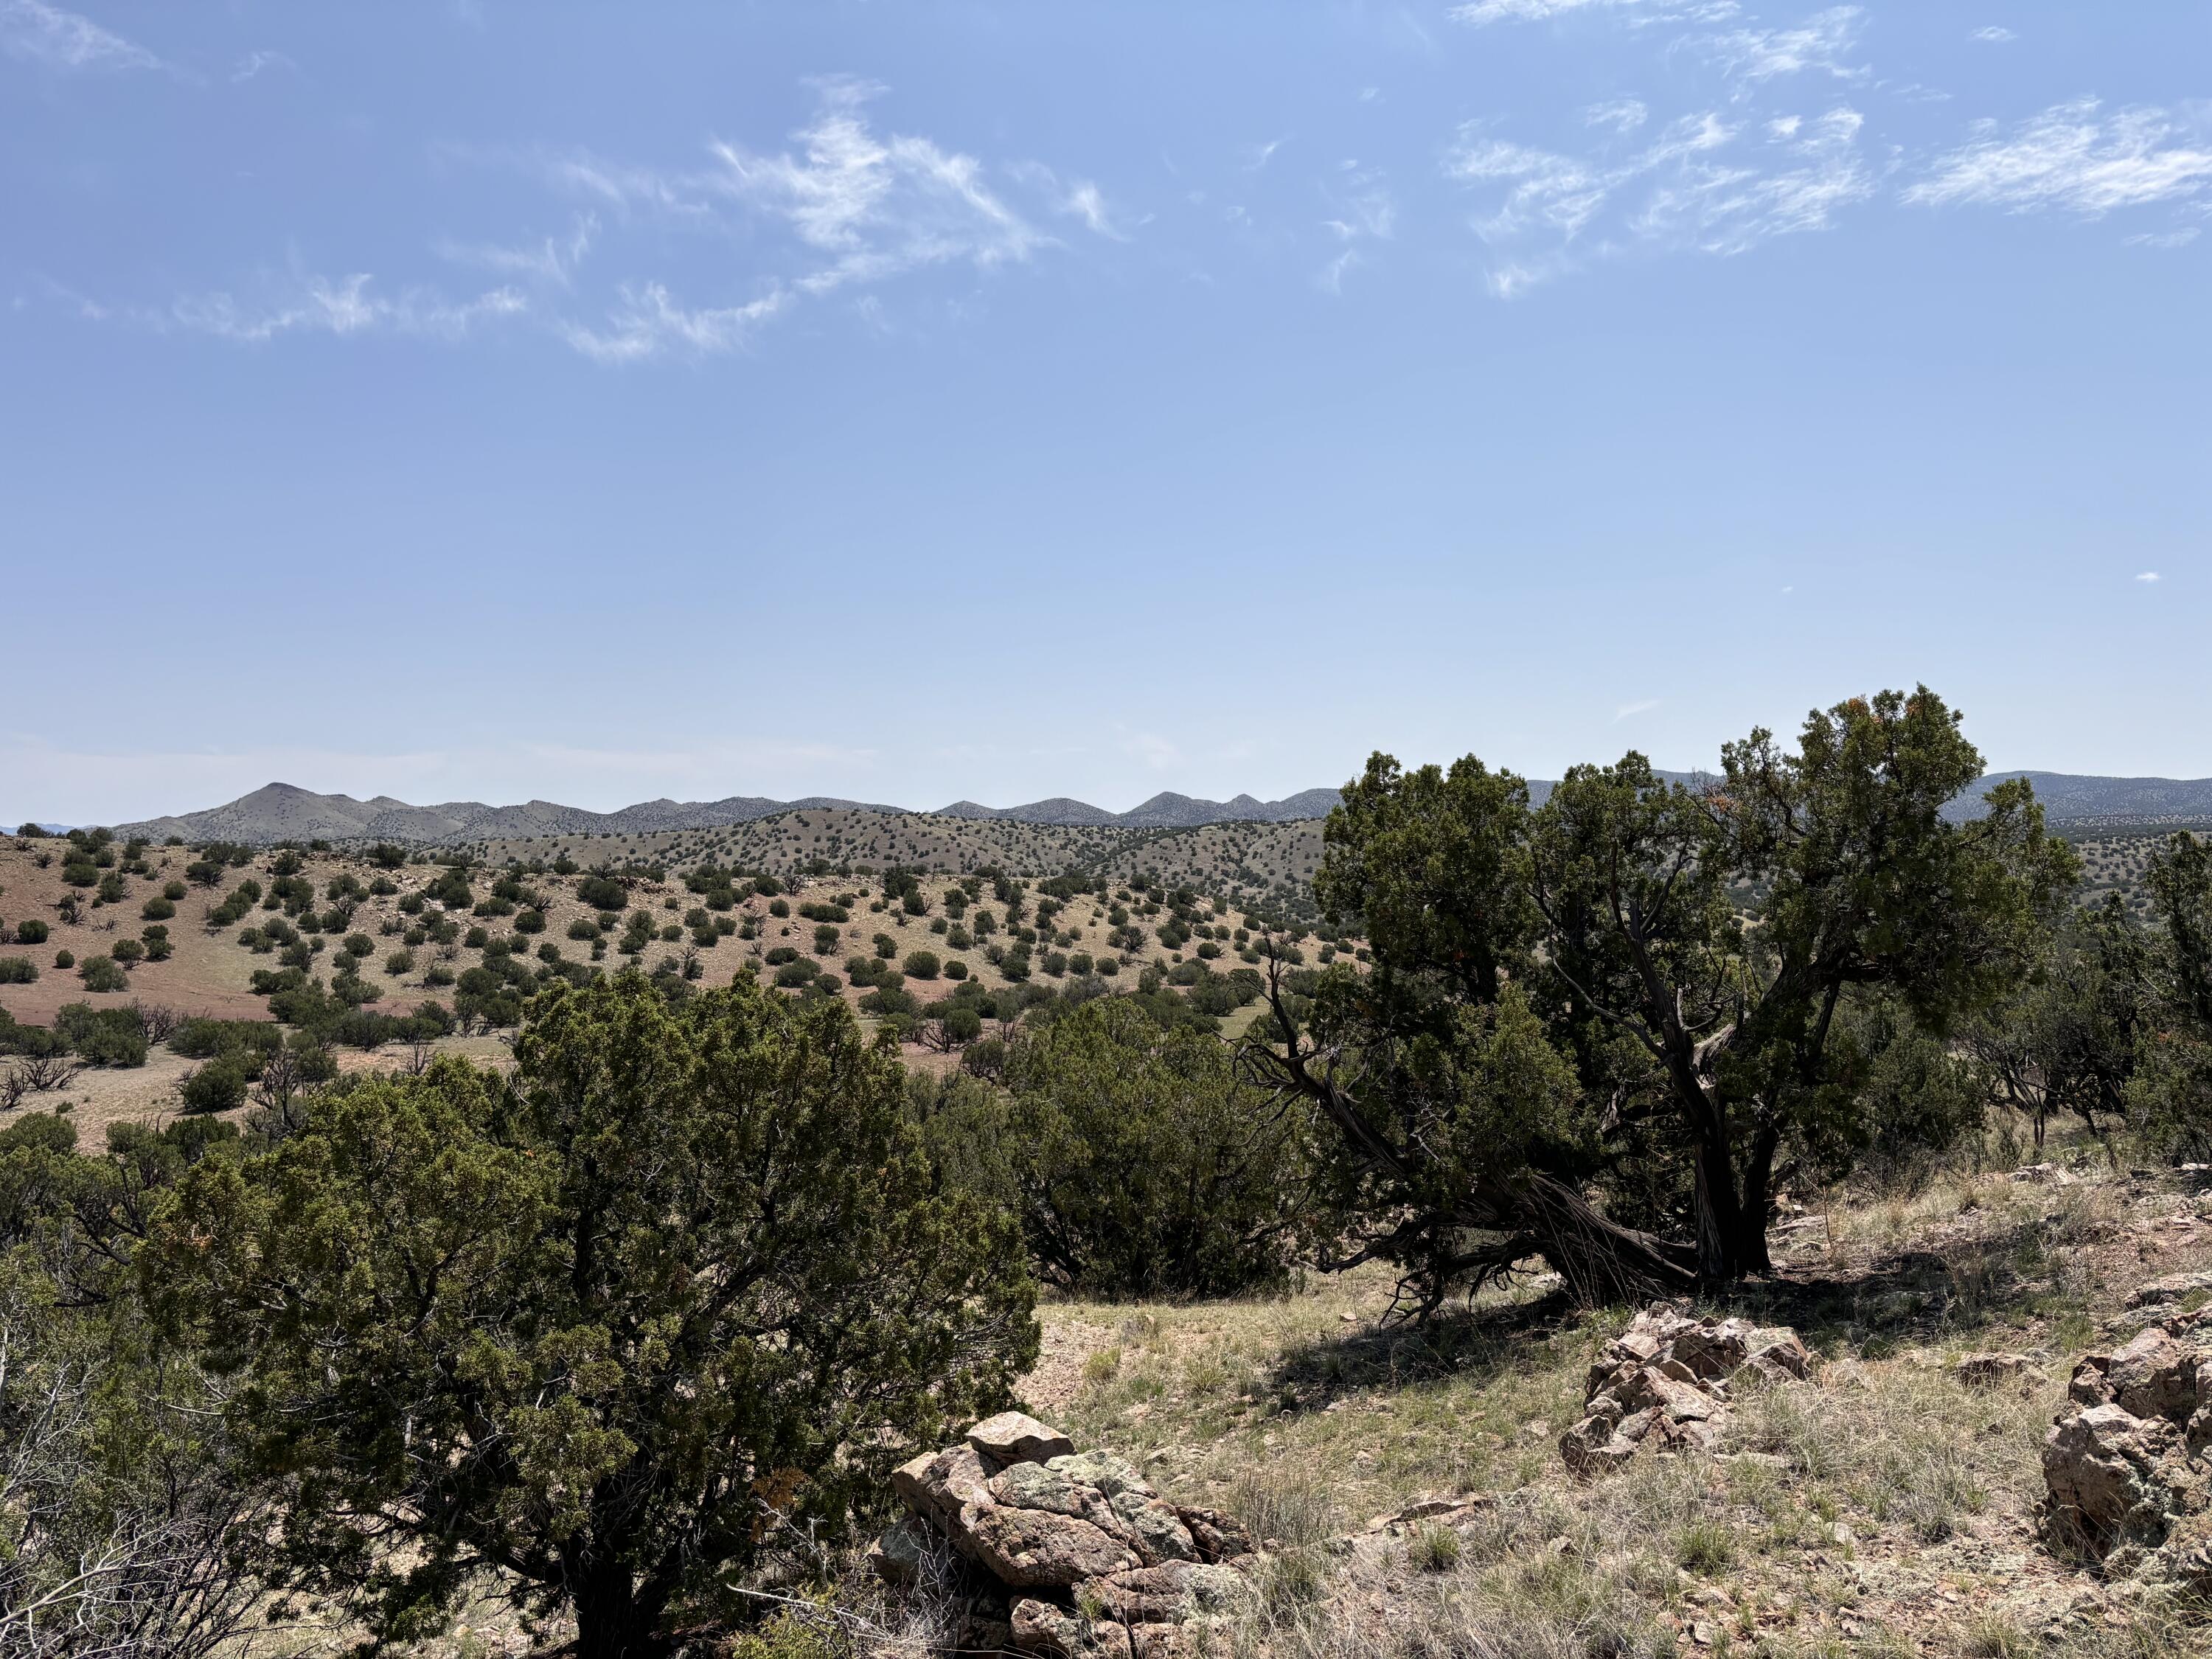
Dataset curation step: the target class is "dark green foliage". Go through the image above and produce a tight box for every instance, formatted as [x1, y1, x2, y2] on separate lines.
[56, 1003, 147, 1066]
[177, 1055, 252, 1114]
[576, 872, 627, 911]
[904, 950, 941, 981]
[426, 868, 475, 911]
[150, 974, 1036, 1655]
[774, 959, 821, 989]
[54, 949, 74, 970]
[173, 1018, 284, 1062]
[918, 997, 1310, 1297]
[1265, 686, 2074, 1304]
[0, 956, 36, 984]
[14, 918, 49, 945]
[2126, 833, 2212, 1161]
[77, 955, 130, 993]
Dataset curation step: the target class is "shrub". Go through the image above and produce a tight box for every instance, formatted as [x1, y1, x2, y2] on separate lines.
[515, 908, 546, 935]
[56, 1003, 147, 1066]
[15, 919, 49, 946]
[177, 1055, 251, 1114]
[77, 956, 129, 992]
[945, 959, 969, 981]
[813, 925, 842, 955]
[110, 938, 145, 966]
[765, 947, 800, 966]
[768, 898, 790, 919]
[774, 960, 820, 989]
[386, 950, 416, 976]
[172, 1018, 283, 1061]
[567, 918, 602, 942]
[141, 896, 175, 921]
[919, 998, 1310, 1296]
[54, 948, 74, 970]
[903, 950, 941, 981]
[0, 956, 36, 984]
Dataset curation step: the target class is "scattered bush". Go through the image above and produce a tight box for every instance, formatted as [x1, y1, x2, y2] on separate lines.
[0, 956, 37, 984]
[176, 1055, 251, 1114]
[77, 956, 129, 993]
[14, 918, 49, 946]
[56, 1003, 147, 1066]
[54, 949, 74, 970]
[903, 950, 941, 981]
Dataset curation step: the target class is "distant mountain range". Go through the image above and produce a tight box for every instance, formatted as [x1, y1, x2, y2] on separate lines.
[29, 770, 2212, 847]
[96, 782, 1352, 845]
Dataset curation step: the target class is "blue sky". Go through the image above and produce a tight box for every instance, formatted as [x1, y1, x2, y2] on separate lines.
[4, 1, 2208, 824]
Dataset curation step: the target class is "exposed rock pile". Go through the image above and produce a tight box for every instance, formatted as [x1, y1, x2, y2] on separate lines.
[877, 1411, 1256, 1659]
[1559, 1304, 1809, 1474]
[2042, 1324, 2212, 1587]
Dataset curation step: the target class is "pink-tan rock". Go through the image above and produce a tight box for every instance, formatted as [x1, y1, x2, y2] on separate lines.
[1559, 1304, 1808, 1475]
[877, 1414, 1256, 1658]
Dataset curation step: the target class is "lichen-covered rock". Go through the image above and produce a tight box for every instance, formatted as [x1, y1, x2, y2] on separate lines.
[882, 1415, 1258, 1646]
[867, 1515, 936, 1586]
[895, 1445, 996, 1531]
[1012, 1598, 1132, 1659]
[2107, 1329, 2202, 1424]
[970, 1505, 1142, 1587]
[1087, 1561, 1253, 1625]
[2043, 1403, 2186, 1552]
[2042, 1324, 2212, 1585]
[1559, 1302, 1806, 1475]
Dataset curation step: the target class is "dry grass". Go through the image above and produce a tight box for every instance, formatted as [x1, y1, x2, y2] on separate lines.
[1012, 1135, 2212, 1658]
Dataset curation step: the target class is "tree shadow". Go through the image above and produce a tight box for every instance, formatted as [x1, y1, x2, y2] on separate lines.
[1262, 1288, 1584, 1414]
[1265, 1204, 2097, 1411]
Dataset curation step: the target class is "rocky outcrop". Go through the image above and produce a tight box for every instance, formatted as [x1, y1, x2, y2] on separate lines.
[2042, 1324, 2212, 1583]
[1559, 1304, 1808, 1475]
[877, 1413, 1256, 1659]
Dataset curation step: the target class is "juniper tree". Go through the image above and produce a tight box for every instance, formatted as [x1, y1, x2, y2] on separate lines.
[149, 974, 1036, 1657]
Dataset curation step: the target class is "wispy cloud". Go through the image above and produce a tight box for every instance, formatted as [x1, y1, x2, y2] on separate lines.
[1586, 98, 1650, 133]
[1970, 26, 2017, 44]
[1449, 0, 1738, 25]
[231, 49, 295, 82]
[1701, 7, 1866, 88]
[435, 215, 598, 288]
[538, 80, 1060, 360]
[557, 284, 786, 365]
[1009, 162, 1132, 240]
[0, 0, 159, 72]
[1447, 102, 1870, 291]
[1315, 162, 1396, 291]
[1243, 136, 1288, 171]
[2138, 571, 2162, 583]
[1906, 99, 2212, 217]
[164, 274, 526, 344]
[76, 77, 1094, 366]
[1615, 698, 1660, 720]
